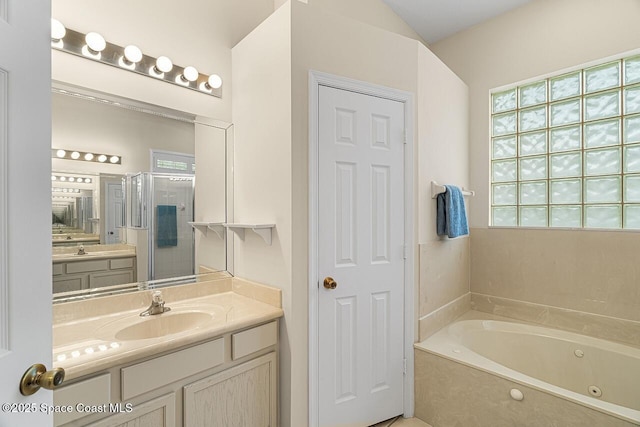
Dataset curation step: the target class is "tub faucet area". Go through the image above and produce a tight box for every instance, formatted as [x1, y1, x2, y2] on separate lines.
[140, 291, 171, 317]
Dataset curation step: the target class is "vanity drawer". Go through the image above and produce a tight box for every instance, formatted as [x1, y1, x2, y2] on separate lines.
[54, 373, 110, 426]
[66, 259, 109, 274]
[231, 321, 278, 360]
[110, 257, 134, 270]
[121, 338, 224, 400]
[89, 270, 134, 288]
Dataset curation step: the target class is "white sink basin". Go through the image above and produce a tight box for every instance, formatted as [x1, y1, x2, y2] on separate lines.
[114, 311, 213, 341]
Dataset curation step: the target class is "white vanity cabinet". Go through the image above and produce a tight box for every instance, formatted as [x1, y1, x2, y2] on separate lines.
[87, 394, 176, 427]
[54, 320, 279, 427]
[53, 256, 136, 293]
[183, 352, 277, 427]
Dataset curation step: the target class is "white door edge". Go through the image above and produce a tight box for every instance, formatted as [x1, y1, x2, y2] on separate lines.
[0, 70, 8, 353]
[308, 70, 415, 427]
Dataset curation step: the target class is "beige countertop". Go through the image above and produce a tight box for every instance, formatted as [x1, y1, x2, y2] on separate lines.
[52, 236, 100, 241]
[52, 249, 136, 263]
[52, 244, 136, 263]
[53, 277, 283, 380]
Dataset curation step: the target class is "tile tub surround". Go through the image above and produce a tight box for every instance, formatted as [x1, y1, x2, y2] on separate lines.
[419, 238, 470, 317]
[371, 417, 433, 427]
[418, 292, 470, 342]
[414, 349, 638, 427]
[418, 238, 470, 342]
[470, 227, 640, 323]
[471, 293, 640, 348]
[53, 277, 283, 380]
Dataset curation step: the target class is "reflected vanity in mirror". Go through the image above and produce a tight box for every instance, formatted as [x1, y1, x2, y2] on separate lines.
[52, 82, 232, 301]
[52, 171, 101, 247]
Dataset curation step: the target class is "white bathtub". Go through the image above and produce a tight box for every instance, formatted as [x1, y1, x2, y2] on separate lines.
[415, 312, 640, 425]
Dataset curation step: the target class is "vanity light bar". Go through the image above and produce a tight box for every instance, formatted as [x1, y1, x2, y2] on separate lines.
[51, 19, 222, 98]
[52, 149, 121, 165]
[52, 188, 82, 193]
[51, 175, 93, 184]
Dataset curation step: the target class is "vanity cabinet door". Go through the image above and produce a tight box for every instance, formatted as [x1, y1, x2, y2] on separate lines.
[86, 394, 176, 427]
[183, 352, 277, 427]
[53, 274, 88, 293]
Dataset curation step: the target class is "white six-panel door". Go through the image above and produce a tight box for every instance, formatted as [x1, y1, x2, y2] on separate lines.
[0, 0, 54, 425]
[105, 182, 124, 244]
[318, 85, 405, 427]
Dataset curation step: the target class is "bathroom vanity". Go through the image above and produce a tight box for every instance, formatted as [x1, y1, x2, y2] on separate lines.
[52, 245, 137, 294]
[52, 276, 282, 427]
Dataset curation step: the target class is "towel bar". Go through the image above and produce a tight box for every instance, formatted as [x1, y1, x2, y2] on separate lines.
[431, 181, 475, 199]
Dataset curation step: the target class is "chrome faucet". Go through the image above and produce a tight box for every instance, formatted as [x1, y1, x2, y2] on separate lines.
[140, 291, 171, 317]
[76, 245, 86, 255]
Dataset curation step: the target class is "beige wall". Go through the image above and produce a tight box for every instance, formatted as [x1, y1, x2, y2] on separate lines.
[274, 0, 425, 43]
[194, 123, 227, 272]
[231, 5, 293, 426]
[416, 48, 471, 341]
[431, 0, 640, 227]
[52, 0, 274, 120]
[291, 5, 419, 424]
[233, 1, 469, 424]
[430, 0, 640, 335]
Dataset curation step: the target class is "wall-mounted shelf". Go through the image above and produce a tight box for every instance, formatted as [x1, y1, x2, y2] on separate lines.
[188, 222, 225, 239]
[225, 223, 275, 245]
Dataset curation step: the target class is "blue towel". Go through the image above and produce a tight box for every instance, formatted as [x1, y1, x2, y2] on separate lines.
[436, 185, 469, 238]
[157, 205, 178, 247]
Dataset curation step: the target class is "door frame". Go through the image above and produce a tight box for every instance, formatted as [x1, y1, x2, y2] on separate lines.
[308, 70, 415, 426]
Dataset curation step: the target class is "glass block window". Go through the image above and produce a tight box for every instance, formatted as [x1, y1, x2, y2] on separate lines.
[491, 55, 640, 229]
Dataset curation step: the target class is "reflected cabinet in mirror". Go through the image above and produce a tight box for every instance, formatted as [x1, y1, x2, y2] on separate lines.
[52, 83, 231, 299]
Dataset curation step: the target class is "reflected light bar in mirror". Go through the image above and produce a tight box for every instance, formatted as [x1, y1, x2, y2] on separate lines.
[52, 175, 93, 184]
[52, 148, 121, 165]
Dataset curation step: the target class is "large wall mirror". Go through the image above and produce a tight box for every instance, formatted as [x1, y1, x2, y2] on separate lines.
[52, 82, 232, 302]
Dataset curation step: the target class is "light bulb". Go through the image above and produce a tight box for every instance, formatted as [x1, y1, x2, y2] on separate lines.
[84, 178, 92, 183]
[207, 74, 222, 89]
[56, 149, 66, 158]
[51, 19, 66, 41]
[182, 66, 199, 82]
[60, 176, 67, 182]
[51, 175, 57, 181]
[123, 45, 142, 64]
[68, 177, 75, 182]
[84, 153, 94, 161]
[71, 151, 80, 159]
[155, 56, 173, 73]
[109, 156, 120, 164]
[98, 155, 107, 163]
[85, 32, 106, 53]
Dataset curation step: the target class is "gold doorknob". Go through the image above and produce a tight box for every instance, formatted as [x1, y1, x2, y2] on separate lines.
[20, 364, 65, 396]
[323, 277, 337, 289]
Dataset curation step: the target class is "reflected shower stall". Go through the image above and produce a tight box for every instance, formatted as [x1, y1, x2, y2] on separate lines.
[128, 172, 195, 281]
